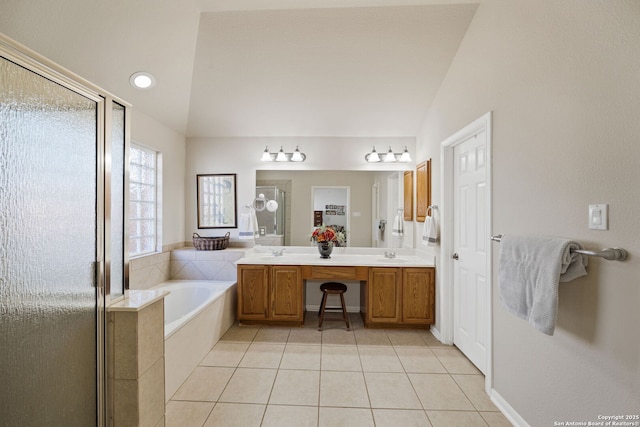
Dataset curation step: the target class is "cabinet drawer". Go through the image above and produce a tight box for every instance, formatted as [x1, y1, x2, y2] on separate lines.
[303, 266, 368, 280]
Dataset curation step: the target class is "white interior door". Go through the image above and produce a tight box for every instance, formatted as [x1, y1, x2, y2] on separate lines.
[452, 130, 489, 374]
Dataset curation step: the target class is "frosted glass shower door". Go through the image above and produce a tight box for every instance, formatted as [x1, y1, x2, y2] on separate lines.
[0, 57, 99, 425]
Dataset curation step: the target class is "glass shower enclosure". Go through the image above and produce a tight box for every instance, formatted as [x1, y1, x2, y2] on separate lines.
[255, 186, 286, 245]
[1, 35, 128, 426]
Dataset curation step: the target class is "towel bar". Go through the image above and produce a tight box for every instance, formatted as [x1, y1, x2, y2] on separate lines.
[490, 234, 628, 261]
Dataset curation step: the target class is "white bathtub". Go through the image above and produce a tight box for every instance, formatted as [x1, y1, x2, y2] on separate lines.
[151, 280, 237, 402]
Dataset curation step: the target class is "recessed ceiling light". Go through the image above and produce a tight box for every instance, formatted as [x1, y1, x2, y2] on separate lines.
[129, 72, 156, 89]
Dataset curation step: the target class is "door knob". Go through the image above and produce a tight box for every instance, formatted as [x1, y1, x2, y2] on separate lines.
[452, 253, 459, 260]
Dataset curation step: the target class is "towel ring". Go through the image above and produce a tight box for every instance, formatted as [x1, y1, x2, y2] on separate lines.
[253, 194, 266, 211]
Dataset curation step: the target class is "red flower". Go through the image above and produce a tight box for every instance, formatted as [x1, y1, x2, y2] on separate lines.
[310, 224, 344, 244]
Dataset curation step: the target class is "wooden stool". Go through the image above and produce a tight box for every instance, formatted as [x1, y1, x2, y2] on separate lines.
[318, 282, 350, 330]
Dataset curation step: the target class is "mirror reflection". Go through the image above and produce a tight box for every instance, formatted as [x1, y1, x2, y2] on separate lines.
[256, 170, 413, 248]
[312, 186, 349, 246]
[254, 186, 286, 245]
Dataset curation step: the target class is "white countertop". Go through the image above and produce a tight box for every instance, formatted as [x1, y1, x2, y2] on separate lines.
[107, 289, 170, 311]
[236, 246, 435, 268]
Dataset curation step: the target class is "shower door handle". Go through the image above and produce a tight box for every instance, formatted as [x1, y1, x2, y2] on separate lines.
[93, 261, 103, 288]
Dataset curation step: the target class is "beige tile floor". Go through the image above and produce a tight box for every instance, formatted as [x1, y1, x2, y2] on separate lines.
[166, 312, 513, 427]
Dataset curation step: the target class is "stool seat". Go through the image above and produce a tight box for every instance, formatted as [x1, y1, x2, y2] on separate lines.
[318, 282, 350, 330]
[320, 282, 347, 292]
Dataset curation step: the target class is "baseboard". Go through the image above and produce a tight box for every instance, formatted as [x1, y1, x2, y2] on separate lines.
[490, 388, 530, 427]
[429, 325, 443, 341]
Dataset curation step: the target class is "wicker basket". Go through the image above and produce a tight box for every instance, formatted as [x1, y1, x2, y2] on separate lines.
[192, 232, 230, 250]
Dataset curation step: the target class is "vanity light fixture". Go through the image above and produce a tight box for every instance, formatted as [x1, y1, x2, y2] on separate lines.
[291, 146, 304, 162]
[275, 146, 288, 162]
[399, 146, 412, 162]
[261, 147, 272, 161]
[129, 71, 156, 89]
[365, 146, 381, 163]
[383, 146, 396, 162]
[365, 146, 412, 163]
[260, 146, 307, 162]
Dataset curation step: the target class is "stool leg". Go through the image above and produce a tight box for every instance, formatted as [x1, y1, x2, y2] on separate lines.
[340, 291, 350, 330]
[318, 292, 326, 317]
[318, 291, 328, 330]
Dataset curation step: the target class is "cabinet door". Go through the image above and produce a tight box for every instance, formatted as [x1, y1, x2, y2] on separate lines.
[402, 268, 435, 324]
[237, 265, 269, 320]
[368, 268, 402, 323]
[403, 170, 413, 221]
[416, 159, 431, 222]
[270, 266, 303, 321]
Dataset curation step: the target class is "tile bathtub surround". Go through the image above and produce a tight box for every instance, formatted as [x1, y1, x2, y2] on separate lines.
[129, 251, 171, 290]
[108, 293, 167, 426]
[165, 313, 513, 427]
[129, 246, 248, 290]
[170, 248, 246, 281]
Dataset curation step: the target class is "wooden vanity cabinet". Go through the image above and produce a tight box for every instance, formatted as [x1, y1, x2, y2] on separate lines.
[363, 267, 435, 327]
[270, 265, 304, 321]
[367, 268, 402, 324]
[238, 263, 434, 328]
[402, 267, 435, 324]
[403, 170, 413, 221]
[416, 159, 431, 222]
[237, 265, 269, 320]
[237, 264, 304, 324]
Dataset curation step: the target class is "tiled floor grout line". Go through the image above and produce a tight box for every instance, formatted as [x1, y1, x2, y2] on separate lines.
[259, 344, 281, 427]
[166, 316, 511, 426]
[316, 345, 323, 427]
[356, 344, 375, 417]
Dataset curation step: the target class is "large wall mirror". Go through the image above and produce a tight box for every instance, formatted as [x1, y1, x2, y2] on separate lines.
[256, 170, 414, 248]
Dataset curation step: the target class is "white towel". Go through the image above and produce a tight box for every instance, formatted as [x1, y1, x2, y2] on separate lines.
[238, 210, 258, 239]
[372, 219, 379, 242]
[392, 213, 404, 236]
[421, 214, 439, 246]
[498, 234, 588, 335]
[251, 210, 259, 238]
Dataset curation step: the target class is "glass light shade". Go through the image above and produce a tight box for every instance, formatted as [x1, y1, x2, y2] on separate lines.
[291, 146, 303, 162]
[367, 147, 381, 162]
[261, 146, 272, 161]
[276, 146, 287, 162]
[384, 146, 396, 162]
[399, 147, 412, 162]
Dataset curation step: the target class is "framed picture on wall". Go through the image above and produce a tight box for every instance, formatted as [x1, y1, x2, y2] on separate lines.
[197, 173, 237, 228]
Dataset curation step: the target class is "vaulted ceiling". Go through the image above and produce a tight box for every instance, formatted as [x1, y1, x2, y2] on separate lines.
[1, 0, 478, 138]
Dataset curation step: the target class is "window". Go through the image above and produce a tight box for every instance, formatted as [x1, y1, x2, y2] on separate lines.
[129, 144, 159, 257]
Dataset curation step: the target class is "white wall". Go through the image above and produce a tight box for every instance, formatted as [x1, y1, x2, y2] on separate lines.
[131, 110, 186, 249]
[185, 136, 415, 245]
[417, 0, 640, 425]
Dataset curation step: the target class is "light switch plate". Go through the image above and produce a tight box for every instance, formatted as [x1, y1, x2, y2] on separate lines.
[589, 204, 608, 230]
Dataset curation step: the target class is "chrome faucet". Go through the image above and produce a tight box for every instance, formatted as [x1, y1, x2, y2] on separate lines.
[384, 251, 396, 259]
[271, 248, 286, 257]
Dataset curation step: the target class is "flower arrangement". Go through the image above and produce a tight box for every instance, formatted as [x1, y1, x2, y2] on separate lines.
[310, 224, 345, 246]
